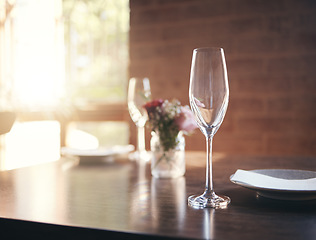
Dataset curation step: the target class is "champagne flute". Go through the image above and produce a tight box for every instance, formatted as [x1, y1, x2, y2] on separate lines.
[128, 77, 151, 161]
[188, 47, 230, 209]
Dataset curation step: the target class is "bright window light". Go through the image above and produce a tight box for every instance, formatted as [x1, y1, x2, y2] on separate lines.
[11, 0, 64, 109]
[0, 0, 130, 169]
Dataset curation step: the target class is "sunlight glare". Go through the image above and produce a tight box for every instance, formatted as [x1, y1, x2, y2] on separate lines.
[12, 0, 64, 108]
[2, 121, 60, 170]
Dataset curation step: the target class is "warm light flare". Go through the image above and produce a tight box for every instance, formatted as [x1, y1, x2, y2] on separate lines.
[11, 0, 64, 108]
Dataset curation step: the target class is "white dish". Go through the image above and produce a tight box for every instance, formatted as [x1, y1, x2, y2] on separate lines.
[61, 145, 135, 163]
[230, 169, 316, 201]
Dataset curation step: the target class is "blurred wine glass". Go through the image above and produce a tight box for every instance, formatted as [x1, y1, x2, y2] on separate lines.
[128, 77, 151, 162]
[188, 47, 230, 209]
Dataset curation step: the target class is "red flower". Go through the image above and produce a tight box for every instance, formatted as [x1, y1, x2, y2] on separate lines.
[143, 99, 164, 114]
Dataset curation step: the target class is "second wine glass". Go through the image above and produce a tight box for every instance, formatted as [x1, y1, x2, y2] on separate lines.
[188, 47, 230, 209]
[128, 77, 151, 162]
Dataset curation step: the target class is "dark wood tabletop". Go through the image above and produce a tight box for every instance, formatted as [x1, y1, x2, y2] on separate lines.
[0, 152, 315, 239]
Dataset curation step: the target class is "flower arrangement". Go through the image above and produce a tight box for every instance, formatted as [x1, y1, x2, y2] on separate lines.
[144, 99, 197, 152]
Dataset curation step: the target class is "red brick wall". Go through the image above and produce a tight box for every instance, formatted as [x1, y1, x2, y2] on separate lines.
[129, 0, 316, 156]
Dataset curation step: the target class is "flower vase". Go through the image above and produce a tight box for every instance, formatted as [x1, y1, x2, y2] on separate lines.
[150, 131, 185, 178]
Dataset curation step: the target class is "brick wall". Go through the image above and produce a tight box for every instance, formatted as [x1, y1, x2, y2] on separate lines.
[129, 0, 316, 156]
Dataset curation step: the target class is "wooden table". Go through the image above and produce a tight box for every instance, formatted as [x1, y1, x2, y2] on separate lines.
[0, 152, 315, 239]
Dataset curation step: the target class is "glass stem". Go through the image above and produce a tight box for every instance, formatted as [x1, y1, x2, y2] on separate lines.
[205, 136, 214, 195]
[137, 125, 145, 153]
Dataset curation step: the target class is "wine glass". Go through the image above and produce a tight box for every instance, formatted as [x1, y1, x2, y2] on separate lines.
[128, 77, 151, 162]
[188, 47, 230, 209]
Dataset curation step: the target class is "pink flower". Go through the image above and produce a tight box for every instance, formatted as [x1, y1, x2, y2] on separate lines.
[174, 106, 197, 133]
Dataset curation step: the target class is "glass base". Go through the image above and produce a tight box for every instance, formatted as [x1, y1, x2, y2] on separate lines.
[188, 192, 230, 209]
[151, 168, 184, 178]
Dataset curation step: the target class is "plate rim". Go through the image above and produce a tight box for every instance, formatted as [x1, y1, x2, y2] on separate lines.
[61, 145, 135, 157]
[230, 169, 316, 194]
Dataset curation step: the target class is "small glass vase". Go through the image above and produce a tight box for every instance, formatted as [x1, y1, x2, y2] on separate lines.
[150, 131, 185, 178]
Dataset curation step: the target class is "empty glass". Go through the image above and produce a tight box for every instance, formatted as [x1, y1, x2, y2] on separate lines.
[128, 77, 151, 162]
[188, 47, 230, 209]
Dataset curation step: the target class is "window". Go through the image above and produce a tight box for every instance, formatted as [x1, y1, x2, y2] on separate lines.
[0, 0, 130, 169]
[62, 0, 130, 148]
[63, 0, 129, 104]
[1, 0, 64, 109]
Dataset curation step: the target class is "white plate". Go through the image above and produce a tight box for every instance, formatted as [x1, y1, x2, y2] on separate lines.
[61, 145, 135, 163]
[230, 169, 316, 201]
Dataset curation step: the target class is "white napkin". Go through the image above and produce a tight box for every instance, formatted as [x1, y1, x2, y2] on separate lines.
[231, 169, 316, 191]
